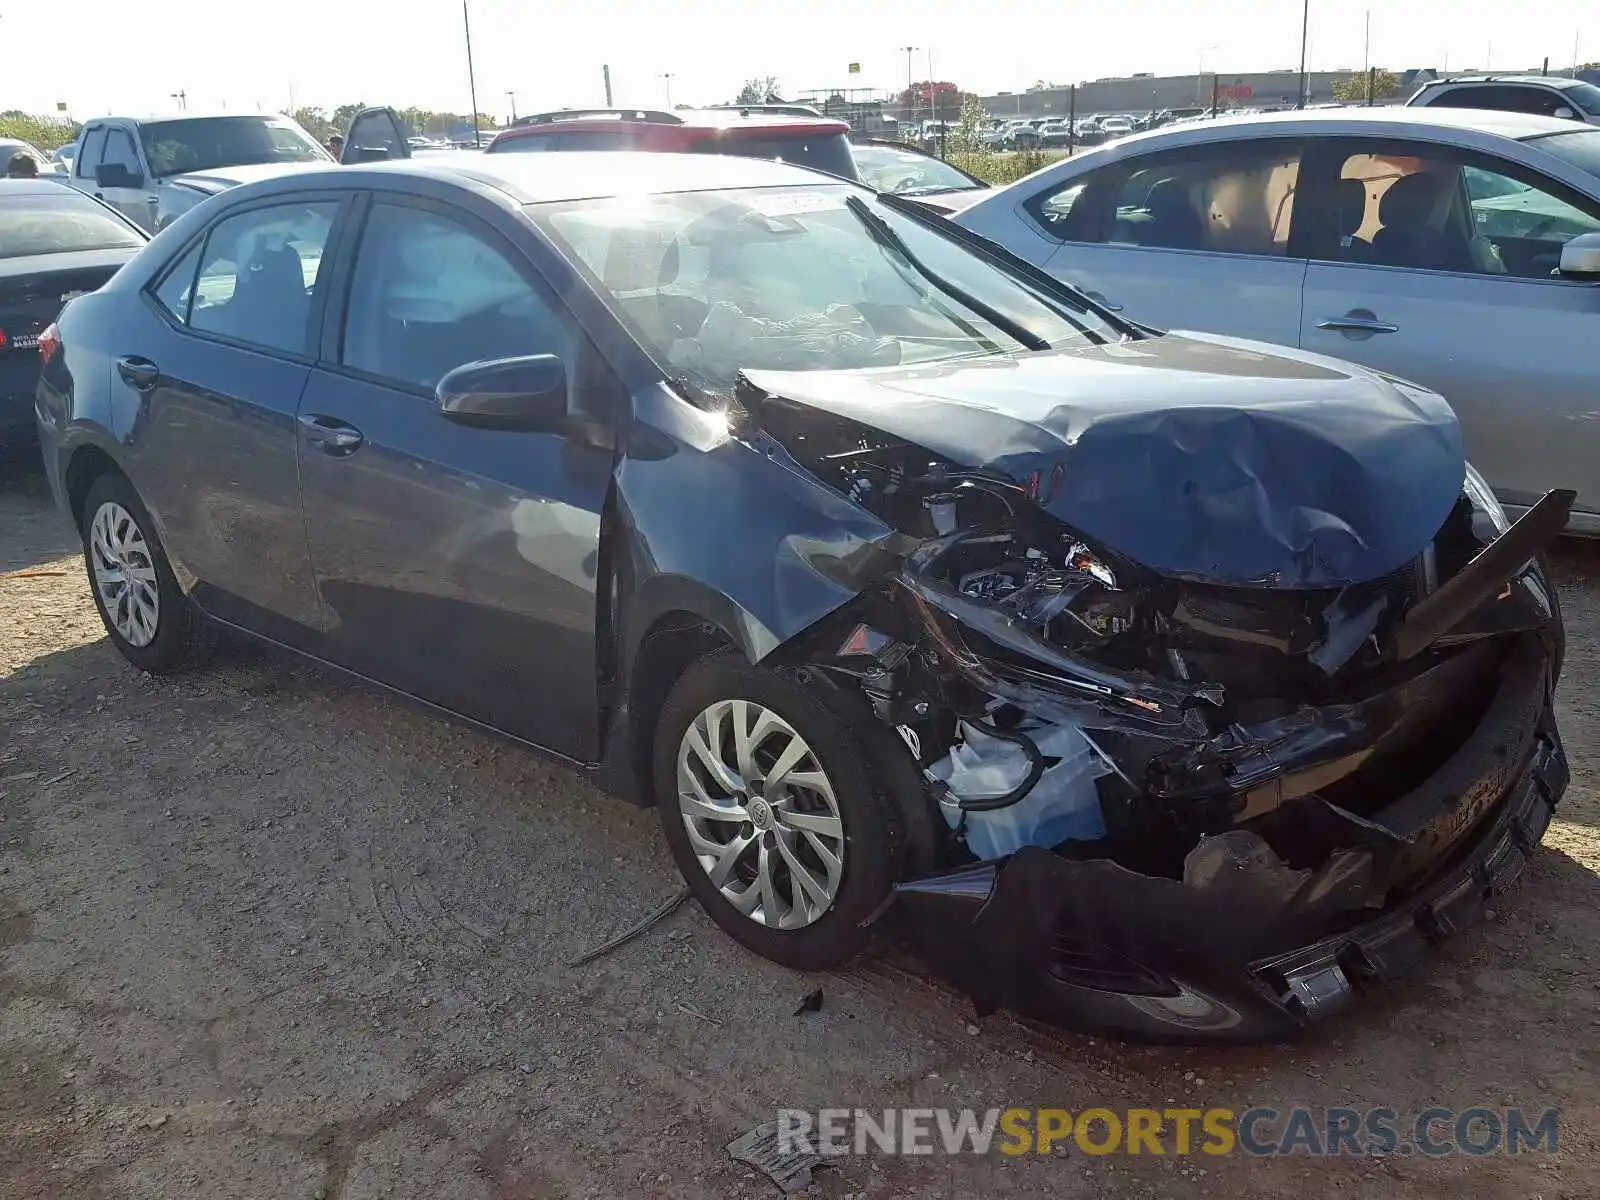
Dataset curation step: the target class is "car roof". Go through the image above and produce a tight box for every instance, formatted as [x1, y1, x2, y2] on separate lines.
[82, 111, 290, 125]
[1420, 74, 1588, 90]
[1083, 104, 1578, 148]
[500, 107, 848, 135]
[230, 151, 847, 206]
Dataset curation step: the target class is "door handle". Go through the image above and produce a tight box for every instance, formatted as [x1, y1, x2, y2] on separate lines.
[1070, 282, 1123, 311]
[116, 356, 159, 390]
[299, 413, 365, 456]
[1316, 312, 1399, 335]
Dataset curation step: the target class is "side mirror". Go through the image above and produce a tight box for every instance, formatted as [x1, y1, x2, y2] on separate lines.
[437, 355, 568, 431]
[95, 163, 144, 189]
[1558, 231, 1600, 278]
[1553, 106, 1578, 120]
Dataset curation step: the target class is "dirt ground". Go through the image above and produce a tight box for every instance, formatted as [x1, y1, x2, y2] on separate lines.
[2, 454, 1597, 1200]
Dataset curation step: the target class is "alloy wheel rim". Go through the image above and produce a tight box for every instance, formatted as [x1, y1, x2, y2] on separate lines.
[89, 501, 160, 647]
[675, 698, 846, 930]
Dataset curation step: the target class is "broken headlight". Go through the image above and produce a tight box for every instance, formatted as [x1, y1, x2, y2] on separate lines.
[950, 535, 1130, 645]
[1463, 462, 1510, 538]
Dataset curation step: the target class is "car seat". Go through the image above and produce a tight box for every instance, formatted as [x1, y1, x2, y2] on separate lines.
[224, 243, 308, 345]
[1370, 172, 1471, 272]
[1140, 178, 1205, 250]
[1336, 177, 1373, 261]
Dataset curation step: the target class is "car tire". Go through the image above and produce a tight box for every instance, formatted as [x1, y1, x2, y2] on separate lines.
[653, 655, 902, 971]
[80, 473, 215, 673]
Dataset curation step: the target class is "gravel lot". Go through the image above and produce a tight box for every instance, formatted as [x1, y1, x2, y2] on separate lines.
[2, 455, 1598, 1199]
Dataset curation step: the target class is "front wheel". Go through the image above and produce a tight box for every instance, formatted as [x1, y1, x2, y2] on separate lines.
[653, 657, 900, 971]
[80, 473, 215, 672]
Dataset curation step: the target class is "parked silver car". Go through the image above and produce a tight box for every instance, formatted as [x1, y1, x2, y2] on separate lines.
[1407, 74, 1600, 127]
[954, 108, 1600, 533]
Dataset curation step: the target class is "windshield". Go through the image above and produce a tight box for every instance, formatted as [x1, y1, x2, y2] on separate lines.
[139, 117, 329, 178]
[532, 184, 1121, 395]
[1562, 81, 1600, 117]
[1533, 128, 1600, 176]
[0, 192, 145, 258]
[696, 132, 860, 181]
[852, 146, 983, 195]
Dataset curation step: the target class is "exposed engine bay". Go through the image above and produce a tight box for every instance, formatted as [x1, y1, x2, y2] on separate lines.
[734, 372, 1571, 1037]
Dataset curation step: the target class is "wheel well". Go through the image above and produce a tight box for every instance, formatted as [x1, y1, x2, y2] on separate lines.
[64, 446, 123, 529]
[628, 614, 738, 805]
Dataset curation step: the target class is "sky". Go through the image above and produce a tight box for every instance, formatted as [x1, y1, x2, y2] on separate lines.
[6, 0, 1599, 122]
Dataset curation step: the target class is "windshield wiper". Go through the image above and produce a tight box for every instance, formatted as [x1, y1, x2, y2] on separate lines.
[843, 195, 1050, 352]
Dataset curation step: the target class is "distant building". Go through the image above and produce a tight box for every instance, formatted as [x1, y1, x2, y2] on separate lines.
[980, 69, 1405, 118]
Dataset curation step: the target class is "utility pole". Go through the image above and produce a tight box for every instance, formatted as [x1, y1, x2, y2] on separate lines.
[602, 64, 613, 106]
[463, 0, 482, 148]
[901, 46, 918, 127]
[1297, 0, 1310, 108]
[1362, 10, 1370, 77]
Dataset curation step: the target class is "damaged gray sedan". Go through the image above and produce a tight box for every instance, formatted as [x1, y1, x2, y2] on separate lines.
[41, 153, 1569, 1043]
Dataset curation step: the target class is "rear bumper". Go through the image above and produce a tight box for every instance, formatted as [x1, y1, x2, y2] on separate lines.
[1, 356, 40, 441]
[893, 637, 1567, 1044]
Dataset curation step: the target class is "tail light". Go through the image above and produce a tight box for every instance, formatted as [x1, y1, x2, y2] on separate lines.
[38, 323, 61, 367]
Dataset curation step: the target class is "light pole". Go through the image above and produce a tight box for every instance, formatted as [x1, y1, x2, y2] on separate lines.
[1297, 0, 1310, 108]
[901, 46, 918, 127]
[462, 0, 482, 147]
[1196, 44, 1219, 105]
[170, 90, 187, 111]
[506, 90, 517, 123]
[662, 73, 673, 108]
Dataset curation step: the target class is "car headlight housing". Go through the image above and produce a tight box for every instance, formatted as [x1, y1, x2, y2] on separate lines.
[1462, 462, 1510, 538]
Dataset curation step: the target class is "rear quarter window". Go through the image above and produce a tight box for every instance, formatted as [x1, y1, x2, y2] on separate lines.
[491, 130, 641, 152]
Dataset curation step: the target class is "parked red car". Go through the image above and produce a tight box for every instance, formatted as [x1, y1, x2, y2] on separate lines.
[484, 107, 861, 181]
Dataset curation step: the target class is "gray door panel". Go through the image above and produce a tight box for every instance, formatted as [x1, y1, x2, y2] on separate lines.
[296, 370, 610, 759]
[1042, 243, 1309, 347]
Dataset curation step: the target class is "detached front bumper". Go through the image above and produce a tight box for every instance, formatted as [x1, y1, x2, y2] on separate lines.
[893, 636, 1568, 1044]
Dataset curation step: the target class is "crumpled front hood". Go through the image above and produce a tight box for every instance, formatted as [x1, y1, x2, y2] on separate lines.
[741, 333, 1465, 588]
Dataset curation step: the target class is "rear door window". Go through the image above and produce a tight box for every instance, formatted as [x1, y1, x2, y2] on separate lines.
[1103, 142, 1302, 256]
[491, 130, 636, 152]
[697, 132, 859, 181]
[188, 201, 337, 355]
[1428, 84, 1570, 117]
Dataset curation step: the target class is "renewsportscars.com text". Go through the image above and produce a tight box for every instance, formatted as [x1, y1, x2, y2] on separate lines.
[776, 1106, 1559, 1158]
